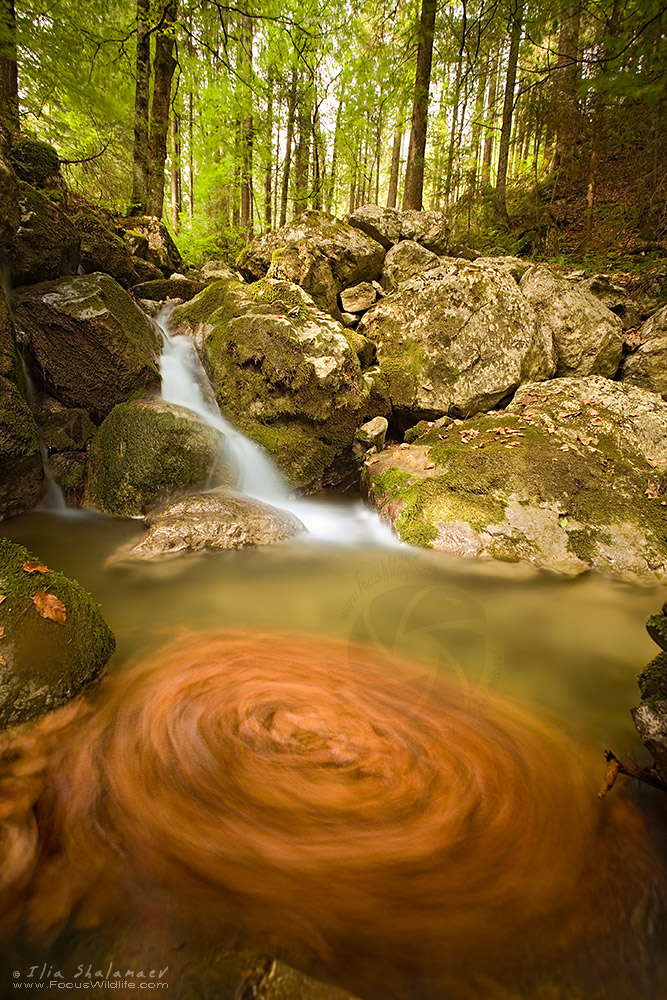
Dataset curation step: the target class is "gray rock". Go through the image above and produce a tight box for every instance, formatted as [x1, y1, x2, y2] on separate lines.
[641, 304, 667, 341]
[200, 259, 239, 281]
[340, 311, 358, 328]
[345, 204, 401, 249]
[122, 229, 149, 258]
[339, 281, 377, 314]
[623, 338, 667, 397]
[73, 210, 141, 288]
[359, 259, 555, 423]
[236, 210, 386, 319]
[577, 273, 642, 330]
[519, 265, 624, 377]
[400, 209, 451, 254]
[473, 255, 528, 282]
[116, 215, 182, 276]
[9, 182, 80, 286]
[115, 488, 306, 560]
[13, 272, 162, 421]
[353, 415, 388, 457]
[382, 240, 440, 291]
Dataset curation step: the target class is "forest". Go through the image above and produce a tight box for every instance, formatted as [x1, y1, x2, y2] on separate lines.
[1, 0, 666, 264]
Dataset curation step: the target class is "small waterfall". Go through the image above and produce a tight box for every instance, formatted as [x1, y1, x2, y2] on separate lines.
[157, 313, 396, 546]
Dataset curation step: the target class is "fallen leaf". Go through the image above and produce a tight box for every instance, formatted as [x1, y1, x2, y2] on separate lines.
[0, 654, 5, 667]
[646, 481, 661, 499]
[422, 382, 434, 391]
[392, 450, 402, 459]
[578, 435, 592, 445]
[33, 592, 66, 625]
[399, 442, 410, 450]
[0, 595, 5, 604]
[365, 456, 378, 466]
[590, 417, 602, 426]
[424, 462, 435, 470]
[648, 459, 658, 468]
[560, 444, 570, 452]
[0, 626, 4, 638]
[23, 561, 52, 574]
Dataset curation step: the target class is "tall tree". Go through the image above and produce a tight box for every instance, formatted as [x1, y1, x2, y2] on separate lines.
[402, 0, 437, 210]
[494, 0, 523, 221]
[129, 0, 152, 214]
[553, 0, 581, 170]
[147, 0, 179, 219]
[0, 0, 18, 141]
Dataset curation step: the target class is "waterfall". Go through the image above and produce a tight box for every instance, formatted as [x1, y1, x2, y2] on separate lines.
[157, 313, 396, 546]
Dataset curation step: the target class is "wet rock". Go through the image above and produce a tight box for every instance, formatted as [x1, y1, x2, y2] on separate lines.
[623, 338, 667, 397]
[0, 538, 115, 730]
[519, 265, 624, 377]
[132, 275, 207, 302]
[345, 204, 401, 249]
[9, 182, 80, 287]
[362, 376, 667, 583]
[116, 215, 182, 276]
[172, 277, 369, 489]
[339, 281, 377, 314]
[49, 451, 88, 506]
[116, 488, 306, 560]
[13, 272, 162, 421]
[236, 210, 385, 319]
[84, 398, 229, 517]
[42, 408, 96, 453]
[73, 210, 140, 288]
[359, 259, 555, 425]
[633, 618, 667, 783]
[381, 240, 440, 291]
[399, 209, 451, 254]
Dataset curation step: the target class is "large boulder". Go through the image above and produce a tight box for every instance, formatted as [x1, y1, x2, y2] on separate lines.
[633, 610, 667, 784]
[575, 273, 642, 330]
[13, 272, 162, 421]
[73, 211, 141, 288]
[83, 397, 228, 518]
[358, 260, 556, 425]
[0, 149, 19, 254]
[9, 182, 80, 287]
[132, 276, 207, 302]
[362, 377, 667, 583]
[8, 138, 62, 192]
[640, 304, 667, 341]
[381, 240, 440, 291]
[399, 209, 451, 254]
[116, 216, 182, 276]
[41, 407, 96, 506]
[172, 277, 370, 488]
[0, 288, 43, 519]
[519, 265, 624, 377]
[623, 338, 667, 398]
[116, 488, 306, 560]
[236, 210, 386, 319]
[0, 538, 115, 730]
[345, 204, 401, 249]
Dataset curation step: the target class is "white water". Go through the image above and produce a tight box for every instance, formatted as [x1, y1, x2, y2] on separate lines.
[157, 315, 396, 546]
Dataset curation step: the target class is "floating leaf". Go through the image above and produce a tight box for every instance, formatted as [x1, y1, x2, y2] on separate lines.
[23, 561, 52, 574]
[33, 592, 66, 625]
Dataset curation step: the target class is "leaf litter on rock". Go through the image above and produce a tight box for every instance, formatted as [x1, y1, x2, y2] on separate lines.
[22, 562, 52, 574]
[33, 592, 66, 625]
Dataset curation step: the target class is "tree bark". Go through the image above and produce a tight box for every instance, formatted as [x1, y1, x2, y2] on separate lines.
[238, 11, 254, 236]
[387, 120, 403, 208]
[170, 110, 181, 233]
[481, 43, 499, 188]
[0, 0, 18, 141]
[264, 69, 273, 230]
[147, 1, 178, 220]
[129, 0, 152, 215]
[279, 67, 297, 227]
[402, 0, 437, 210]
[494, 0, 523, 222]
[292, 73, 311, 216]
[553, 0, 581, 170]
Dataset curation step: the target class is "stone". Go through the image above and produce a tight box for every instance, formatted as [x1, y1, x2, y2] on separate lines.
[446, 244, 480, 261]
[399, 209, 451, 254]
[131, 258, 165, 283]
[359, 259, 555, 425]
[0, 149, 19, 254]
[132, 276, 207, 302]
[577, 273, 642, 330]
[115, 488, 306, 560]
[236, 210, 386, 319]
[382, 240, 440, 291]
[353, 416, 388, 458]
[49, 451, 88, 506]
[9, 138, 62, 190]
[171, 277, 370, 488]
[116, 215, 183, 276]
[0, 287, 43, 519]
[339, 281, 377, 314]
[122, 229, 149, 258]
[633, 629, 667, 783]
[200, 259, 239, 281]
[340, 311, 358, 328]
[640, 304, 667, 341]
[362, 367, 392, 420]
[13, 272, 162, 421]
[473, 255, 529, 282]
[9, 182, 80, 287]
[84, 397, 229, 518]
[519, 265, 624, 377]
[0, 538, 115, 730]
[42, 407, 96, 453]
[623, 338, 667, 397]
[362, 376, 667, 583]
[345, 204, 401, 249]
[345, 329, 375, 368]
[73, 210, 140, 288]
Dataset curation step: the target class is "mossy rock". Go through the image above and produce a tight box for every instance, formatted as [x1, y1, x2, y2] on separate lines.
[10, 182, 80, 286]
[0, 538, 115, 729]
[116, 216, 182, 276]
[172, 277, 369, 488]
[42, 408, 96, 453]
[73, 210, 140, 288]
[9, 138, 61, 189]
[84, 398, 229, 517]
[0, 148, 19, 252]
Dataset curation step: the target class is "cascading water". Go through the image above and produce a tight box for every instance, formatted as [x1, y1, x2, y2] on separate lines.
[157, 310, 397, 545]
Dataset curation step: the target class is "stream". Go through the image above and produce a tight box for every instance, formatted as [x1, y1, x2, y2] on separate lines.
[0, 319, 665, 999]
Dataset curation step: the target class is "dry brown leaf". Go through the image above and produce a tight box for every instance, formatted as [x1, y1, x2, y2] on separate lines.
[645, 481, 661, 500]
[0, 595, 5, 604]
[590, 417, 602, 426]
[424, 461, 435, 470]
[22, 561, 52, 574]
[648, 459, 658, 468]
[0, 654, 5, 667]
[0, 626, 4, 639]
[560, 444, 570, 452]
[33, 592, 66, 625]
[422, 382, 434, 391]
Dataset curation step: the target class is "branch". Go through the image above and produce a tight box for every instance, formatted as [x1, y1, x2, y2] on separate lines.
[598, 749, 667, 798]
[59, 140, 110, 166]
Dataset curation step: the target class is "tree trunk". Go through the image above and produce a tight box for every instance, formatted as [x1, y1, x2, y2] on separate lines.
[129, 0, 152, 215]
[553, 0, 581, 170]
[481, 43, 499, 188]
[402, 0, 437, 210]
[469, 56, 489, 194]
[387, 120, 403, 208]
[279, 67, 297, 227]
[494, 0, 523, 222]
[239, 11, 254, 236]
[188, 90, 194, 217]
[327, 83, 345, 214]
[292, 74, 311, 216]
[0, 0, 18, 141]
[170, 110, 181, 233]
[264, 70, 273, 230]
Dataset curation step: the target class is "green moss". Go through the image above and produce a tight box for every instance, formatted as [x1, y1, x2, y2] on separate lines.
[9, 138, 60, 187]
[248, 277, 310, 320]
[638, 652, 667, 700]
[0, 376, 44, 517]
[0, 538, 115, 729]
[42, 409, 96, 453]
[566, 527, 599, 562]
[404, 420, 433, 444]
[647, 614, 667, 653]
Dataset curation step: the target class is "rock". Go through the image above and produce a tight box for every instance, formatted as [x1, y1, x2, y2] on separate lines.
[115, 488, 306, 560]
[9, 182, 80, 287]
[236, 210, 386, 319]
[362, 367, 392, 420]
[131, 258, 165, 283]
[84, 397, 229, 517]
[73, 210, 140, 288]
[0, 538, 115, 730]
[519, 265, 624, 377]
[132, 276, 207, 302]
[13, 272, 162, 421]
[447, 243, 480, 261]
[345, 204, 401, 249]
[0, 149, 19, 253]
[381, 240, 440, 291]
[623, 338, 667, 397]
[353, 416, 388, 458]
[474, 255, 528, 282]
[116, 216, 182, 276]
[339, 281, 377, 314]
[200, 259, 239, 281]
[172, 277, 369, 488]
[9, 138, 62, 191]
[640, 303, 667, 341]
[122, 229, 149, 258]
[400, 209, 450, 254]
[345, 328, 375, 368]
[49, 451, 88, 506]
[363, 377, 667, 581]
[340, 311, 358, 328]
[42, 407, 96, 453]
[0, 287, 44, 519]
[358, 259, 555, 425]
[577, 273, 642, 330]
[633, 625, 667, 783]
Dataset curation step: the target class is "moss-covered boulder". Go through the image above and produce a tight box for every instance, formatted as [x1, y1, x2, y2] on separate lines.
[73, 210, 141, 288]
[622, 338, 667, 398]
[0, 288, 43, 519]
[116, 216, 182, 276]
[519, 265, 624, 377]
[633, 613, 667, 783]
[132, 276, 207, 302]
[83, 397, 229, 517]
[362, 377, 667, 582]
[13, 272, 162, 421]
[0, 538, 115, 729]
[9, 182, 80, 286]
[236, 210, 386, 319]
[9, 138, 62, 190]
[41, 408, 96, 506]
[358, 259, 556, 425]
[0, 149, 19, 254]
[172, 277, 370, 488]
